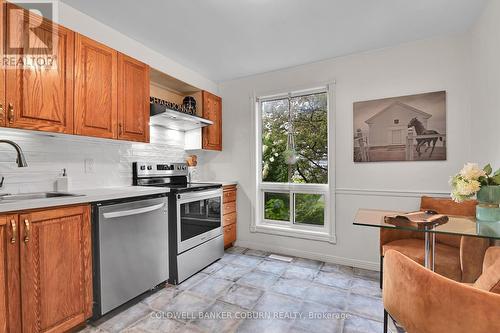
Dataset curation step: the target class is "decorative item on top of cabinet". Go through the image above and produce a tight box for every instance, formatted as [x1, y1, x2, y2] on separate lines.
[74, 34, 118, 139]
[223, 185, 237, 248]
[118, 53, 150, 142]
[4, 3, 75, 134]
[0, 205, 92, 333]
[202, 91, 222, 151]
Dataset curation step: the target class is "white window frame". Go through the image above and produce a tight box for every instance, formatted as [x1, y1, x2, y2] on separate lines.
[251, 83, 336, 243]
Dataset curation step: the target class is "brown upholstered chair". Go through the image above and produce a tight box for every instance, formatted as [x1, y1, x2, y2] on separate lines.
[379, 196, 490, 286]
[383, 248, 500, 333]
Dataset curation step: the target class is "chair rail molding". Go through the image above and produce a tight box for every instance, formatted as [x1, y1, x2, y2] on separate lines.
[335, 188, 450, 198]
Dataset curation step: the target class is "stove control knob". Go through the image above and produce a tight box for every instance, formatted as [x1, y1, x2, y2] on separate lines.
[140, 165, 146, 171]
[147, 165, 153, 170]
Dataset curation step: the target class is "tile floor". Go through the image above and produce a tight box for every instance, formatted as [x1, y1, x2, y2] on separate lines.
[81, 247, 395, 333]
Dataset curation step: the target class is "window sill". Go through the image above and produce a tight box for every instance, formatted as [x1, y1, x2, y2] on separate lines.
[252, 223, 336, 244]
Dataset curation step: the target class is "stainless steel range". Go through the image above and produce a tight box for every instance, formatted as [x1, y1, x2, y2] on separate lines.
[133, 162, 224, 284]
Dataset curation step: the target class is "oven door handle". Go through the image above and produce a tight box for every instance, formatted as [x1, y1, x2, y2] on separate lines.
[177, 189, 222, 202]
[103, 203, 165, 219]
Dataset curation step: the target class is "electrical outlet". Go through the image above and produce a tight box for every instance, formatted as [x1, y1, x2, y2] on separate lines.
[84, 158, 95, 173]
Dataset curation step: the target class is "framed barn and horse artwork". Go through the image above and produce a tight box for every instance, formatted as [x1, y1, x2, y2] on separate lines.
[353, 91, 446, 162]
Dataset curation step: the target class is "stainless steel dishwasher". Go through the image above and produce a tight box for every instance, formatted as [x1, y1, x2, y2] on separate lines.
[92, 194, 168, 317]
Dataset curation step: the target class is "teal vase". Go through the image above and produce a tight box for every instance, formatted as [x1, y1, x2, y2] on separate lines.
[476, 185, 500, 222]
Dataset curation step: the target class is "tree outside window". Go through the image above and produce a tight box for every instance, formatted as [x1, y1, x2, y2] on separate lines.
[261, 91, 328, 226]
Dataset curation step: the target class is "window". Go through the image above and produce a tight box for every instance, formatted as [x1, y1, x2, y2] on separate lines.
[255, 86, 334, 242]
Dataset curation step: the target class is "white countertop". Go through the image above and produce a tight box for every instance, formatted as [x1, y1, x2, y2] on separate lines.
[0, 186, 169, 213]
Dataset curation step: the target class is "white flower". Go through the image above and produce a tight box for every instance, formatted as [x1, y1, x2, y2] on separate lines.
[451, 191, 467, 203]
[455, 178, 481, 196]
[459, 163, 486, 181]
[269, 157, 275, 162]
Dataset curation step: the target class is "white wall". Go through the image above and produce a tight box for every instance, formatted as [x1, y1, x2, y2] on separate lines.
[470, 0, 500, 167]
[201, 35, 472, 269]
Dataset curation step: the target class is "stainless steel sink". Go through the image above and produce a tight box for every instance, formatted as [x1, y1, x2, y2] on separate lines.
[0, 192, 84, 202]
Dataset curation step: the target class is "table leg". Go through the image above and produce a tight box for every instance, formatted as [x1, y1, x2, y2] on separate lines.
[424, 229, 436, 271]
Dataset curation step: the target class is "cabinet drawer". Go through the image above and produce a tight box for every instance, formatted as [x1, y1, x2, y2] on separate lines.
[223, 223, 236, 247]
[223, 189, 236, 203]
[223, 201, 236, 215]
[223, 212, 236, 227]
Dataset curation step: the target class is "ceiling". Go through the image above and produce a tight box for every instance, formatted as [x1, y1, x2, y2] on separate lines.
[60, 0, 487, 82]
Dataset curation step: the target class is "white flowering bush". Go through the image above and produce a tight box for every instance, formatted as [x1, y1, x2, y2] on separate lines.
[450, 163, 500, 202]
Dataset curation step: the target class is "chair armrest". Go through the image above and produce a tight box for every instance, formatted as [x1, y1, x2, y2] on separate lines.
[379, 228, 420, 256]
[460, 236, 490, 283]
[383, 250, 500, 333]
[483, 246, 500, 271]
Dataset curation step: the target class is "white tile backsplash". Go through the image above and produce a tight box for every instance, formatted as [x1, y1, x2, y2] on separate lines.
[0, 126, 188, 194]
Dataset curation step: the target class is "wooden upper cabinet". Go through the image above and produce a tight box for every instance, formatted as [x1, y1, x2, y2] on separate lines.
[202, 91, 222, 151]
[0, 0, 5, 127]
[4, 5, 74, 133]
[74, 34, 118, 139]
[19, 205, 92, 333]
[117, 53, 150, 142]
[0, 214, 22, 333]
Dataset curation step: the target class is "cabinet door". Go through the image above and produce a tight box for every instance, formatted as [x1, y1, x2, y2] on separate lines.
[5, 5, 74, 133]
[117, 53, 150, 142]
[75, 34, 118, 139]
[223, 223, 236, 248]
[202, 91, 222, 151]
[19, 205, 92, 333]
[0, 0, 5, 127]
[0, 215, 22, 333]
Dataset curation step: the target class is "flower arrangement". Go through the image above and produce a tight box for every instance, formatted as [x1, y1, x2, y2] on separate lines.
[450, 163, 500, 202]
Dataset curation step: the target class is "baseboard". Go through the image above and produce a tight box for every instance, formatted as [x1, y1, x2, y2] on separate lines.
[235, 239, 380, 271]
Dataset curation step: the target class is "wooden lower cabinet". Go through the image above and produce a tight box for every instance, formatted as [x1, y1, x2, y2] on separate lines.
[1, 214, 21, 333]
[222, 185, 237, 248]
[0, 220, 6, 333]
[0, 205, 92, 333]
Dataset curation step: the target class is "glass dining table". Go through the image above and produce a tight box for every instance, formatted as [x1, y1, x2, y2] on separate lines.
[354, 209, 500, 271]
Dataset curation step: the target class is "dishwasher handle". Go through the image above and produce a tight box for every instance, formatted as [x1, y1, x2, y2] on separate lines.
[102, 202, 166, 219]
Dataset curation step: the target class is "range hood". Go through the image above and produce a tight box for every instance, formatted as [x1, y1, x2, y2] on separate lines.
[150, 104, 213, 131]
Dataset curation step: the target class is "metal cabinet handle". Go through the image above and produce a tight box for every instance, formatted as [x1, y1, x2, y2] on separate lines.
[102, 203, 165, 219]
[10, 219, 16, 244]
[23, 219, 30, 243]
[118, 123, 123, 135]
[0, 103, 4, 121]
[8, 103, 14, 124]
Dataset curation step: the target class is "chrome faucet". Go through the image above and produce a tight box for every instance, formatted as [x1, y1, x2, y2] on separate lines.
[0, 139, 28, 188]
